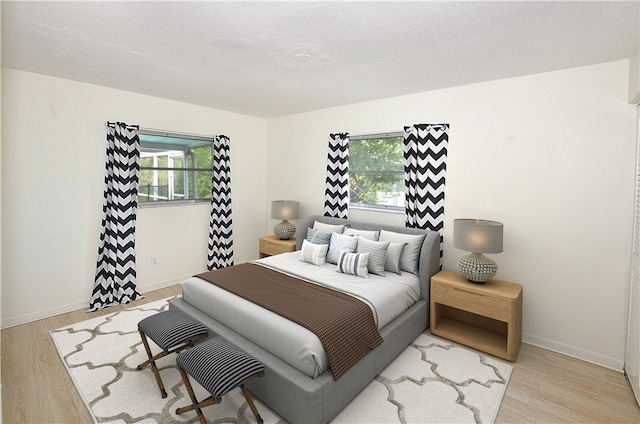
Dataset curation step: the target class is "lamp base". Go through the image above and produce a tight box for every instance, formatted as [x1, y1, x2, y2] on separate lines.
[274, 220, 296, 240]
[457, 253, 497, 284]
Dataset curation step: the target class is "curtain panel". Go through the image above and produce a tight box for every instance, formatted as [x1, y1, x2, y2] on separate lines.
[89, 122, 144, 311]
[403, 123, 449, 266]
[207, 134, 234, 270]
[324, 132, 350, 219]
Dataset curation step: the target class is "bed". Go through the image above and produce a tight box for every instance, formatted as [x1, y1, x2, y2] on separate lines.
[169, 214, 441, 423]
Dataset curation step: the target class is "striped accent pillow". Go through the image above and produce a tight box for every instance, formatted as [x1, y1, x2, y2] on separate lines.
[356, 237, 390, 276]
[379, 230, 426, 275]
[177, 337, 264, 398]
[300, 239, 329, 266]
[337, 251, 370, 278]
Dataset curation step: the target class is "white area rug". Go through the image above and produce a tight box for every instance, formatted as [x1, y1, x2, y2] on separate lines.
[50, 298, 513, 423]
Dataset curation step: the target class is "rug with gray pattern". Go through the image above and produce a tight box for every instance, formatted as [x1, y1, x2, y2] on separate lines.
[50, 298, 512, 423]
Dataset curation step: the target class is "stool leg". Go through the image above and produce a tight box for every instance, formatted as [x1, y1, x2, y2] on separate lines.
[137, 331, 167, 398]
[175, 396, 218, 414]
[177, 366, 207, 424]
[241, 384, 263, 424]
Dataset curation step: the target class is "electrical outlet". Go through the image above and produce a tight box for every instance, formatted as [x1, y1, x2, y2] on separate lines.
[151, 257, 158, 267]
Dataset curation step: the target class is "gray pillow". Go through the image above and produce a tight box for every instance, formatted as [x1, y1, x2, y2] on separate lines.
[326, 232, 359, 264]
[379, 230, 426, 275]
[306, 227, 332, 245]
[356, 237, 389, 276]
[343, 228, 380, 240]
[385, 242, 407, 275]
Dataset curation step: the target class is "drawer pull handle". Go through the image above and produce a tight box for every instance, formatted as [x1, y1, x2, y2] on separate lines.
[453, 288, 484, 296]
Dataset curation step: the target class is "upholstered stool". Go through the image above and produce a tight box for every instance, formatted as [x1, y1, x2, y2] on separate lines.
[137, 309, 208, 398]
[176, 337, 265, 424]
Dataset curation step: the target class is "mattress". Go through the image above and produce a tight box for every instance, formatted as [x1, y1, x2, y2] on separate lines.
[181, 251, 420, 378]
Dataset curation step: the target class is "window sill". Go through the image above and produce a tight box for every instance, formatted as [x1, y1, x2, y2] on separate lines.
[138, 200, 210, 209]
[348, 205, 404, 215]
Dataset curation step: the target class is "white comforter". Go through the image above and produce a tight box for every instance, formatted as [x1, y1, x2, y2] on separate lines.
[181, 251, 420, 377]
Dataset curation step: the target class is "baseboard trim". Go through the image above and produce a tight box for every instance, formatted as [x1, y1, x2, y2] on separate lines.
[523, 332, 624, 372]
[0, 277, 186, 330]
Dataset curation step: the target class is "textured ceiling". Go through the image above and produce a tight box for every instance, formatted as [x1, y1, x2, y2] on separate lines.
[2, 1, 639, 118]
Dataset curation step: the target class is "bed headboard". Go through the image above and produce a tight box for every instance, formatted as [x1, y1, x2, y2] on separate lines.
[295, 215, 441, 302]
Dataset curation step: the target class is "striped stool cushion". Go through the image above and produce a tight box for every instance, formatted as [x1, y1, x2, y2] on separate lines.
[138, 309, 208, 350]
[177, 337, 264, 398]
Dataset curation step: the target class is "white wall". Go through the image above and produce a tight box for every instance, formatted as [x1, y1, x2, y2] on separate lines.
[1, 68, 267, 327]
[267, 60, 637, 370]
[630, 44, 640, 104]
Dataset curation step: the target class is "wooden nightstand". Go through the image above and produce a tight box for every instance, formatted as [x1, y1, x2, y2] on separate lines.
[430, 269, 523, 361]
[259, 235, 296, 258]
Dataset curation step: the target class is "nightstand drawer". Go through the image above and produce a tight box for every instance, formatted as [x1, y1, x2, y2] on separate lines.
[259, 240, 282, 256]
[432, 283, 510, 322]
[259, 236, 296, 258]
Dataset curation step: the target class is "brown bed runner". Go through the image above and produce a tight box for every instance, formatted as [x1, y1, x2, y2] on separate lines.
[195, 263, 383, 379]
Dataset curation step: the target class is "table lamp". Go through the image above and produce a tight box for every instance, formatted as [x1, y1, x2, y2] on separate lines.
[453, 218, 503, 283]
[271, 200, 299, 240]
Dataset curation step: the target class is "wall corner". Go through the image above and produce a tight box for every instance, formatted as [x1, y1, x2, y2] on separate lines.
[630, 44, 640, 104]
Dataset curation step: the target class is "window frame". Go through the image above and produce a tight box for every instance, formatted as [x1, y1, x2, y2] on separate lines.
[138, 129, 214, 207]
[348, 131, 405, 213]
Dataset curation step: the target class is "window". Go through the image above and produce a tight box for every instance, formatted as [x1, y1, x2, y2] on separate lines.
[138, 131, 213, 205]
[349, 132, 404, 211]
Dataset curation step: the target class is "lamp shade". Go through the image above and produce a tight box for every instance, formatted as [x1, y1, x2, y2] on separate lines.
[453, 219, 503, 253]
[271, 200, 299, 220]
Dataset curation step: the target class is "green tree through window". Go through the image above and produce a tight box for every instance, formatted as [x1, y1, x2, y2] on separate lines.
[349, 134, 404, 210]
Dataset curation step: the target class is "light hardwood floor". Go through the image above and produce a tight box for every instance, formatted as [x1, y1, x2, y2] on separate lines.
[2, 284, 639, 423]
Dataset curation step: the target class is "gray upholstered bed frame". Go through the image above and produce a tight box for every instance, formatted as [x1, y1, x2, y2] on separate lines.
[169, 215, 441, 423]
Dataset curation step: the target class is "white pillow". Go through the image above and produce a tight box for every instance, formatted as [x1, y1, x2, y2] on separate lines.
[378, 230, 426, 275]
[336, 251, 369, 278]
[313, 221, 345, 234]
[326, 232, 359, 264]
[385, 242, 407, 275]
[356, 237, 389, 276]
[343, 228, 380, 240]
[299, 239, 329, 266]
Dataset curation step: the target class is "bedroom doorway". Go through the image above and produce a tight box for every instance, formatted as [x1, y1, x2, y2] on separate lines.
[626, 104, 640, 407]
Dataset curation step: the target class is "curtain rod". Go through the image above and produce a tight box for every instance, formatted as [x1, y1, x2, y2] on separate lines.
[350, 131, 403, 140]
[105, 122, 214, 142]
[351, 125, 448, 140]
[139, 127, 214, 141]
[106, 121, 139, 129]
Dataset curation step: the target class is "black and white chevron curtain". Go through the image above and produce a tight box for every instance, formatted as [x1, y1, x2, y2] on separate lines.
[207, 135, 234, 270]
[323, 132, 350, 218]
[403, 123, 449, 266]
[89, 122, 144, 311]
